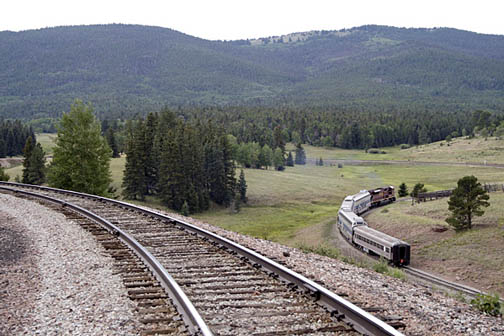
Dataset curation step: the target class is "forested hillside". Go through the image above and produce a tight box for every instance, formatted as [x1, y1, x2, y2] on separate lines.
[1, 24, 504, 120]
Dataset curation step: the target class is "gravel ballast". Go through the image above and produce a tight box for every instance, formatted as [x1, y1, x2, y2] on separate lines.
[0, 193, 142, 335]
[2, 192, 504, 335]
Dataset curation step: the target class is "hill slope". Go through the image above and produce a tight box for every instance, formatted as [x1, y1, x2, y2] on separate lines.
[1, 24, 504, 119]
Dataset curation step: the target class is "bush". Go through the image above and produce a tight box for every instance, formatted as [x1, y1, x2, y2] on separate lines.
[471, 293, 502, 316]
[373, 258, 389, 274]
[400, 144, 410, 150]
[368, 148, 380, 154]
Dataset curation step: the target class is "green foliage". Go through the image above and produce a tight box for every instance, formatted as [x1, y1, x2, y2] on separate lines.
[0, 165, 9, 181]
[181, 201, 189, 216]
[411, 183, 427, 198]
[48, 100, 112, 196]
[398, 182, 408, 197]
[286, 151, 294, 167]
[272, 148, 285, 171]
[294, 143, 306, 165]
[0, 120, 34, 158]
[238, 169, 247, 203]
[471, 293, 502, 317]
[22, 136, 46, 185]
[446, 176, 490, 231]
[373, 258, 389, 274]
[297, 243, 341, 260]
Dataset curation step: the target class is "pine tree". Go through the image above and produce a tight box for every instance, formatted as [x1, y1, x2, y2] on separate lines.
[446, 176, 490, 231]
[272, 148, 285, 171]
[238, 169, 247, 203]
[294, 143, 306, 165]
[410, 183, 427, 198]
[286, 151, 294, 167]
[21, 136, 34, 183]
[105, 128, 120, 158]
[122, 120, 147, 200]
[398, 183, 408, 197]
[22, 136, 46, 185]
[48, 100, 112, 196]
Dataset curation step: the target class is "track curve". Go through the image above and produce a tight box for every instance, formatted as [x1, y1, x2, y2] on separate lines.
[0, 182, 404, 336]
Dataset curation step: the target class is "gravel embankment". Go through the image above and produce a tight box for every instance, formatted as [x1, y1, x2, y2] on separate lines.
[0, 193, 142, 335]
[2, 193, 503, 335]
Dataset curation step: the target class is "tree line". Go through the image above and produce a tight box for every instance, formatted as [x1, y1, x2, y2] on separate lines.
[122, 110, 238, 213]
[0, 120, 35, 158]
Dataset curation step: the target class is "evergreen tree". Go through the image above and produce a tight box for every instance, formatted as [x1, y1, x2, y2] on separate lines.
[122, 120, 147, 200]
[273, 126, 286, 153]
[286, 151, 294, 167]
[0, 165, 9, 181]
[398, 182, 409, 197]
[272, 148, 285, 171]
[446, 176, 490, 231]
[22, 136, 46, 185]
[410, 183, 427, 198]
[48, 100, 112, 196]
[105, 128, 120, 158]
[294, 143, 306, 165]
[238, 169, 247, 203]
[21, 136, 34, 183]
[259, 144, 273, 169]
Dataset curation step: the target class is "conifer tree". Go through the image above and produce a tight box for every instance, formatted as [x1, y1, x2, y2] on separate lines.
[286, 151, 294, 167]
[446, 176, 490, 231]
[294, 143, 306, 165]
[22, 136, 46, 185]
[238, 169, 247, 203]
[398, 183, 409, 197]
[48, 100, 111, 196]
[122, 120, 147, 200]
[272, 148, 285, 171]
[105, 128, 120, 158]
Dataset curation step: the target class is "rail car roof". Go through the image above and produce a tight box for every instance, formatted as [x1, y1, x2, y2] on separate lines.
[352, 190, 371, 201]
[338, 209, 366, 225]
[354, 225, 408, 247]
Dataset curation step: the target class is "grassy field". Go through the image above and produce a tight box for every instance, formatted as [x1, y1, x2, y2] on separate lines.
[4, 132, 504, 296]
[36, 133, 57, 155]
[302, 135, 504, 164]
[367, 193, 504, 296]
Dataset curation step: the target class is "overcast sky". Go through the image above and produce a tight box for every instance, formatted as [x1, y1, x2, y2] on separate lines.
[1, 0, 503, 40]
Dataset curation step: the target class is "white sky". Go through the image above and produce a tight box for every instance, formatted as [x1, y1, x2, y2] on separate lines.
[1, 0, 503, 40]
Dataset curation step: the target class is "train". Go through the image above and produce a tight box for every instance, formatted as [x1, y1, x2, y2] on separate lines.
[338, 186, 410, 266]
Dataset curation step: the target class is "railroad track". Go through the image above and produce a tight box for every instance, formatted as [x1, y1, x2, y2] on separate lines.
[402, 266, 504, 303]
[0, 182, 403, 336]
[352, 202, 502, 304]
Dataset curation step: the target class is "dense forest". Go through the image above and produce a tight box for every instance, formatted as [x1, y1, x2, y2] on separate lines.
[1, 24, 504, 120]
[122, 110, 236, 213]
[0, 120, 35, 157]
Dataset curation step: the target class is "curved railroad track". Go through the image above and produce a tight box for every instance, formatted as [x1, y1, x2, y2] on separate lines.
[0, 182, 404, 336]
[346, 199, 502, 304]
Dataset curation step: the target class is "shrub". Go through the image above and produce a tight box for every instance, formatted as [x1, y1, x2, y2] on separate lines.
[373, 258, 389, 274]
[471, 293, 502, 316]
[400, 144, 410, 150]
[368, 148, 380, 154]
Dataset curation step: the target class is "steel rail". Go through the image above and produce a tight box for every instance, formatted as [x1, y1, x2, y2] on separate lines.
[0, 182, 403, 336]
[403, 266, 504, 303]
[0, 184, 213, 336]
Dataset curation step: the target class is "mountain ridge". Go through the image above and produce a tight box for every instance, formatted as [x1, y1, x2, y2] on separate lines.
[1, 24, 503, 119]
